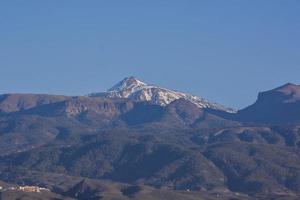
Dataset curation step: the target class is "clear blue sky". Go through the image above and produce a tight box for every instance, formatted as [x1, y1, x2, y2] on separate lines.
[0, 1, 299, 109]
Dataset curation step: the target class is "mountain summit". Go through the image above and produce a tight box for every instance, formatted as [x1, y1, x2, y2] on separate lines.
[108, 76, 147, 92]
[90, 77, 236, 113]
[237, 83, 300, 123]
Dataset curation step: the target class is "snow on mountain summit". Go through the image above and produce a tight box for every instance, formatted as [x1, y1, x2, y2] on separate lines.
[89, 77, 236, 113]
[108, 76, 148, 94]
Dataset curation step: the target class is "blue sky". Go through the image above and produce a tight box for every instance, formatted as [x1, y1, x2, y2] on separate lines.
[0, 1, 299, 108]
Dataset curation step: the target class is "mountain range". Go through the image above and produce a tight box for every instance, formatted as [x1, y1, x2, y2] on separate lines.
[1, 77, 300, 200]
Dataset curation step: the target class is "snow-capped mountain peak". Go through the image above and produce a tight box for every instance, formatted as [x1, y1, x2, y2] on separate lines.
[108, 76, 147, 93]
[89, 77, 236, 113]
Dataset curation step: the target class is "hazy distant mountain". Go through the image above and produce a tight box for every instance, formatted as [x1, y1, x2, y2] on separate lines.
[89, 77, 236, 113]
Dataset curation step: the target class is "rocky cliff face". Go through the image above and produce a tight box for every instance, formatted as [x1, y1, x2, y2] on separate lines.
[237, 83, 300, 123]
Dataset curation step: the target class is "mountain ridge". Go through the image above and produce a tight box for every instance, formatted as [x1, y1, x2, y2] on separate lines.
[237, 82, 300, 123]
[89, 76, 236, 113]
